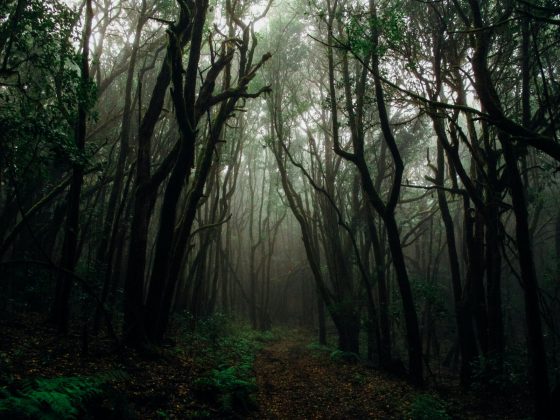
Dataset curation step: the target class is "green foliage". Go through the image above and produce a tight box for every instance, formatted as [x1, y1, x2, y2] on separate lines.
[346, 1, 406, 59]
[192, 312, 233, 343]
[0, 372, 126, 419]
[329, 349, 360, 363]
[0, 0, 97, 204]
[186, 408, 212, 418]
[156, 408, 170, 418]
[193, 366, 257, 414]
[306, 342, 333, 354]
[351, 372, 366, 385]
[253, 329, 277, 344]
[409, 394, 451, 420]
[470, 349, 528, 392]
[184, 314, 275, 416]
[411, 277, 448, 317]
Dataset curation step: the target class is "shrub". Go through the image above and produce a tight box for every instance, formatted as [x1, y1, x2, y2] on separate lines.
[470, 349, 528, 392]
[193, 366, 257, 414]
[409, 394, 450, 420]
[330, 349, 360, 364]
[306, 343, 332, 353]
[195, 313, 231, 343]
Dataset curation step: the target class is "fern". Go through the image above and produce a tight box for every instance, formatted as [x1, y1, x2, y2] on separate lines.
[193, 366, 257, 413]
[0, 371, 126, 419]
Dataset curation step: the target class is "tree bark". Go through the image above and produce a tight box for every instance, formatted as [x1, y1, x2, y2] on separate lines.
[467, 1, 551, 414]
[51, 0, 93, 333]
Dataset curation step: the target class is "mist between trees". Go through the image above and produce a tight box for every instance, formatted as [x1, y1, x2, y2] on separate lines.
[1, 0, 559, 418]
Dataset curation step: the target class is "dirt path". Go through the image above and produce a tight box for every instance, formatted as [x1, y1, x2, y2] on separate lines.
[250, 335, 412, 419]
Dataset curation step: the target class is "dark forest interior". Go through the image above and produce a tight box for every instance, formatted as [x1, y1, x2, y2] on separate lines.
[1, 0, 559, 418]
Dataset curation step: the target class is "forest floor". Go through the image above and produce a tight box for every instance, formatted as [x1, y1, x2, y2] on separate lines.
[0, 312, 532, 419]
[251, 335, 412, 419]
[250, 334, 531, 420]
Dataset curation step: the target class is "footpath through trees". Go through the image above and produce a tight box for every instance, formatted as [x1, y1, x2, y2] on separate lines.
[0, 316, 533, 418]
[250, 332, 530, 419]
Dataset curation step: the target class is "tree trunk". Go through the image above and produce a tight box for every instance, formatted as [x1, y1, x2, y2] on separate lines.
[433, 132, 478, 386]
[367, 212, 391, 366]
[317, 288, 327, 345]
[51, 0, 93, 333]
[467, 1, 551, 413]
[383, 214, 423, 385]
[123, 43, 173, 344]
[96, 1, 146, 271]
[501, 132, 551, 418]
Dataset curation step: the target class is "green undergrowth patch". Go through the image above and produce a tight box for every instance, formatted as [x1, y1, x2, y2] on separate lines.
[181, 314, 277, 417]
[408, 393, 451, 420]
[329, 349, 360, 364]
[306, 343, 360, 364]
[470, 349, 528, 393]
[306, 342, 337, 359]
[306, 342, 333, 353]
[0, 371, 128, 419]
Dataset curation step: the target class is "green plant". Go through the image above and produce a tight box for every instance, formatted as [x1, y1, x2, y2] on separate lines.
[193, 366, 257, 414]
[0, 372, 126, 419]
[330, 349, 360, 364]
[409, 394, 450, 420]
[470, 349, 528, 392]
[156, 409, 170, 418]
[306, 342, 332, 353]
[196, 313, 232, 343]
[351, 372, 366, 385]
[252, 330, 276, 343]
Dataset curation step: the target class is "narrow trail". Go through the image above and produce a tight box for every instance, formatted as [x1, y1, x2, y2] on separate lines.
[250, 335, 412, 419]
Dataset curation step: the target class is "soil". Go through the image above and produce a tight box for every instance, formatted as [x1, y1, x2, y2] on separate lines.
[251, 336, 412, 419]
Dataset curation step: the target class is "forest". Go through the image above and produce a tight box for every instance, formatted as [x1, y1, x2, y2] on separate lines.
[1, 0, 559, 418]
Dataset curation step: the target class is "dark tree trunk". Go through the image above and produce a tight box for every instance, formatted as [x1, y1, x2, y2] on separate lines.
[484, 148, 504, 361]
[143, 0, 207, 342]
[467, 205, 489, 354]
[93, 165, 134, 333]
[336, 312, 360, 354]
[502, 133, 551, 417]
[556, 208, 560, 276]
[433, 132, 478, 387]
[145, 0, 271, 340]
[317, 288, 327, 345]
[123, 44, 173, 344]
[96, 2, 146, 271]
[367, 212, 391, 366]
[467, 1, 551, 414]
[51, 0, 93, 333]
[383, 215, 423, 385]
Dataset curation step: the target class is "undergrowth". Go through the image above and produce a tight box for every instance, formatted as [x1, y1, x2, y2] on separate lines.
[0, 371, 127, 419]
[181, 313, 277, 417]
[409, 393, 451, 420]
[329, 349, 360, 363]
[470, 347, 528, 392]
[306, 342, 334, 353]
